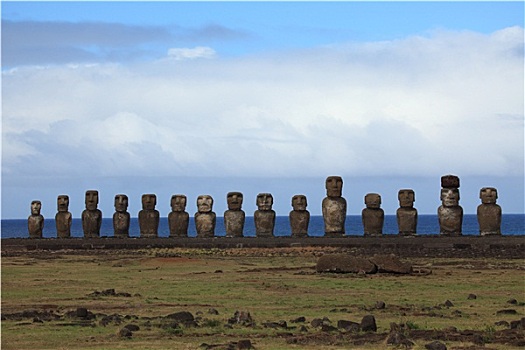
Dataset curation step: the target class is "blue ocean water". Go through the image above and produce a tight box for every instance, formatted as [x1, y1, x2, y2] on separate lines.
[1, 214, 524, 238]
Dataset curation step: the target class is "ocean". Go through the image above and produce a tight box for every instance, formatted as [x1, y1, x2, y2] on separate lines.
[2, 214, 524, 238]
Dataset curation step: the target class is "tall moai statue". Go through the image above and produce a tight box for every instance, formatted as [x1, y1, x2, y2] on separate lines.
[224, 192, 245, 237]
[55, 195, 72, 238]
[362, 193, 384, 236]
[113, 194, 130, 238]
[289, 194, 310, 237]
[477, 187, 502, 236]
[169, 195, 190, 237]
[138, 194, 159, 238]
[438, 175, 463, 236]
[28, 200, 44, 238]
[82, 190, 102, 238]
[396, 189, 418, 235]
[322, 176, 347, 237]
[195, 195, 216, 237]
[254, 193, 276, 237]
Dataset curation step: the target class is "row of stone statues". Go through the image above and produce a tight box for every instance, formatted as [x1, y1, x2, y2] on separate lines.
[28, 175, 502, 239]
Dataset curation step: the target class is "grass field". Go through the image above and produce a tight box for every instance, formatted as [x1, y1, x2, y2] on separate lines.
[2, 247, 524, 349]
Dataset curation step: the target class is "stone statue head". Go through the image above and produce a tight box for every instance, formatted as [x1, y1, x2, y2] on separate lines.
[114, 194, 128, 212]
[480, 187, 498, 204]
[365, 193, 381, 209]
[292, 195, 307, 211]
[197, 195, 213, 213]
[441, 174, 460, 189]
[31, 200, 42, 215]
[171, 194, 187, 212]
[227, 192, 243, 210]
[325, 176, 343, 197]
[142, 194, 157, 210]
[257, 193, 273, 211]
[398, 189, 415, 208]
[85, 190, 99, 210]
[57, 195, 69, 212]
[440, 188, 460, 207]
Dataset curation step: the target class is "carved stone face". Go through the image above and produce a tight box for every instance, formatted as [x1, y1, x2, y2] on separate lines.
[480, 187, 498, 204]
[171, 195, 187, 212]
[292, 195, 307, 211]
[142, 194, 157, 210]
[197, 195, 213, 213]
[31, 200, 42, 215]
[57, 195, 69, 212]
[365, 193, 381, 209]
[440, 188, 460, 207]
[227, 192, 243, 210]
[398, 189, 415, 208]
[85, 190, 99, 210]
[257, 193, 273, 211]
[114, 194, 128, 212]
[325, 176, 343, 197]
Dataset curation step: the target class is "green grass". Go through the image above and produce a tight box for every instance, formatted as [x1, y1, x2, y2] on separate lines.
[2, 250, 524, 349]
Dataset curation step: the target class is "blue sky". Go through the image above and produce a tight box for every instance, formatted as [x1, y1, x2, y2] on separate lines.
[2, 1, 524, 220]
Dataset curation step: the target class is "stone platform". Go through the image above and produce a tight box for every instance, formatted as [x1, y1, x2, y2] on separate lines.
[2, 235, 524, 259]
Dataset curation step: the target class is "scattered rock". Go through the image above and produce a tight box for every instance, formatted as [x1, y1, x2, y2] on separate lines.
[208, 308, 219, 315]
[310, 318, 324, 328]
[316, 254, 377, 274]
[444, 300, 454, 307]
[76, 308, 88, 318]
[467, 294, 477, 300]
[386, 331, 415, 348]
[299, 325, 308, 332]
[496, 309, 517, 315]
[360, 315, 377, 332]
[425, 340, 447, 350]
[337, 320, 360, 332]
[290, 316, 306, 323]
[228, 311, 254, 327]
[236, 339, 253, 349]
[321, 324, 338, 332]
[507, 298, 518, 305]
[123, 324, 140, 332]
[118, 327, 132, 338]
[510, 318, 525, 329]
[370, 254, 412, 274]
[166, 311, 196, 327]
[495, 320, 510, 327]
[375, 301, 386, 309]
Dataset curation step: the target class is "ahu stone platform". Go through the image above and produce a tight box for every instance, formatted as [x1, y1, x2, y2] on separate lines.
[2, 236, 524, 259]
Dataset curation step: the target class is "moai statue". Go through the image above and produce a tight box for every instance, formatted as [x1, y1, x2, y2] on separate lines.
[195, 195, 216, 237]
[322, 176, 347, 237]
[438, 175, 463, 236]
[224, 192, 245, 237]
[477, 187, 502, 236]
[396, 189, 418, 235]
[113, 194, 130, 238]
[138, 194, 159, 238]
[168, 194, 189, 237]
[254, 193, 276, 237]
[28, 200, 44, 238]
[289, 194, 310, 237]
[362, 193, 384, 236]
[82, 190, 102, 238]
[55, 195, 72, 238]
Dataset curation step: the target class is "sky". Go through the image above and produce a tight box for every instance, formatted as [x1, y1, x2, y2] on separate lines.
[1, 1, 524, 220]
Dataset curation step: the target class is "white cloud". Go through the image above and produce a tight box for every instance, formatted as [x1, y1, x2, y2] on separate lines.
[2, 27, 523, 180]
[167, 46, 216, 60]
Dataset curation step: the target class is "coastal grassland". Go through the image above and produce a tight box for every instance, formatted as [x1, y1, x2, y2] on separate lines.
[1, 248, 524, 350]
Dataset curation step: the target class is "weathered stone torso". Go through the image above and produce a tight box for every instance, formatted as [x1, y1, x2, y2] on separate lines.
[28, 215, 44, 238]
[322, 197, 347, 236]
[438, 206, 463, 236]
[169, 211, 190, 237]
[477, 204, 501, 235]
[224, 210, 245, 237]
[362, 208, 384, 236]
[55, 212, 72, 238]
[289, 210, 310, 237]
[195, 212, 216, 237]
[396, 208, 418, 235]
[254, 210, 275, 237]
[139, 210, 159, 238]
[82, 209, 102, 238]
[113, 212, 130, 238]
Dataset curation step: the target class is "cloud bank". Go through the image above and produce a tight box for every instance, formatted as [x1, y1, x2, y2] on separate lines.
[3, 27, 524, 182]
